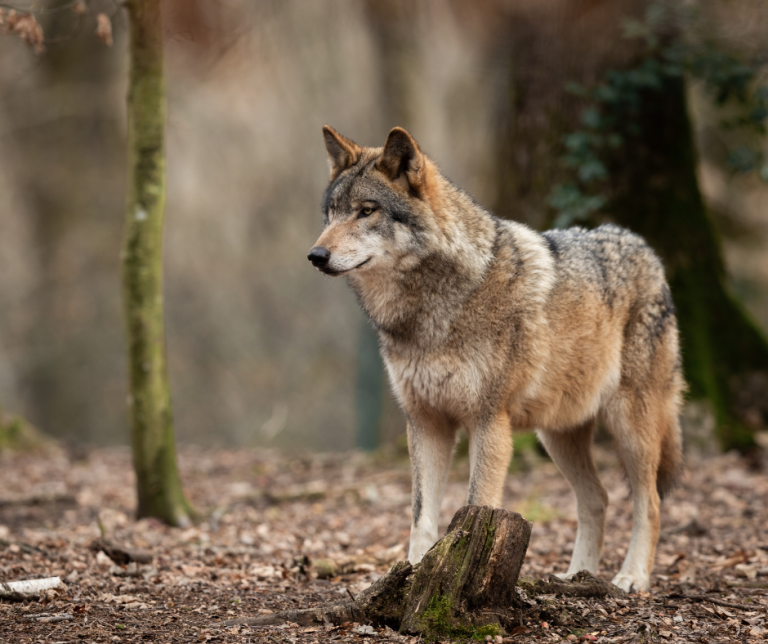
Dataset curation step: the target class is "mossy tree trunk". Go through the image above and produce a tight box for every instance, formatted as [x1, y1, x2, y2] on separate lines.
[492, 0, 768, 451]
[123, 0, 192, 526]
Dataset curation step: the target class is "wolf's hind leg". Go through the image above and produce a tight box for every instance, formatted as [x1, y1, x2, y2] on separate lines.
[407, 415, 457, 564]
[603, 396, 666, 593]
[467, 412, 513, 507]
[537, 421, 607, 577]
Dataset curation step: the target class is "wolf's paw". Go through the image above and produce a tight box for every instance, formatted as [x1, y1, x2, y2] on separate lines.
[611, 572, 649, 593]
[407, 535, 436, 565]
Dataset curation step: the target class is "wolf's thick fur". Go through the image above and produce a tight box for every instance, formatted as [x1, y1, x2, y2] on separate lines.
[310, 126, 684, 592]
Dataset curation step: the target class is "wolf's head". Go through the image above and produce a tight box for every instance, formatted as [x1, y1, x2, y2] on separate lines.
[309, 126, 498, 336]
[308, 126, 449, 278]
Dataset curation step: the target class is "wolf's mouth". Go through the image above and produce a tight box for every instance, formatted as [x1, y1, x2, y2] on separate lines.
[320, 257, 371, 276]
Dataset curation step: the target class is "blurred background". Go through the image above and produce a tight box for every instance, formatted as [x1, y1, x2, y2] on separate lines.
[0, 0, 767, 452]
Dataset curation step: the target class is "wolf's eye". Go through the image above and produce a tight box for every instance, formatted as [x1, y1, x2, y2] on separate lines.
[358, 206, 374, 218]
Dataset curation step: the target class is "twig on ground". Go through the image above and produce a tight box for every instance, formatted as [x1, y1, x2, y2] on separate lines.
[726, 579, 768, 589]
[0, 493, 76, 508]
[667, 593, 763, 611]
[90, 537, 152, 565]
[0, 537, 45, 556]
[24, 613, 73, 623]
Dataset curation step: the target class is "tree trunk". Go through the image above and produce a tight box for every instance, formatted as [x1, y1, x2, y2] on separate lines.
[123, 0, 192, 526]
[354, 322, 385, 451]
[609, 76, 768, 451]
[492, 0, 768, 451]
[491, 0, 643, 229]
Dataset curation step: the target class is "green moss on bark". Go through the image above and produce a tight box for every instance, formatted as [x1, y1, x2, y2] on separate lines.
[417, 594, 503, 641]
[122, 0, 192, 526]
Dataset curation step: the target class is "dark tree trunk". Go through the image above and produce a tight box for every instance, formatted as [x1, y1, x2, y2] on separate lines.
[491, 0, 768, 450]
[354, 323, 385, 451]
[609, 76, 768, 451]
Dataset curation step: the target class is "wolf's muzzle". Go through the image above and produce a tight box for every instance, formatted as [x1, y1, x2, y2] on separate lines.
[307, 246, 331, 268]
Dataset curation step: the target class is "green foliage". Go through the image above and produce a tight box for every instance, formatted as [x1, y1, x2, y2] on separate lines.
[0, 415, 24, 451]
[0, 407, 43, 452]
[548, 3, 768, 227]
[471, 624, 503, 640]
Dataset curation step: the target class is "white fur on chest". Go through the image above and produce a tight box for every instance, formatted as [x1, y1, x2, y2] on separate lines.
[383, 348, 491, 419]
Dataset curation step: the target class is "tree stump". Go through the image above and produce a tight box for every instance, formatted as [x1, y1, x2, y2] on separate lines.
[219, 505, 532, 639]
[400, 505, 531, 638]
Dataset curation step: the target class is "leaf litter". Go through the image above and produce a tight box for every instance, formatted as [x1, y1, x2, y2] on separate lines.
[0, 444, 767, 642]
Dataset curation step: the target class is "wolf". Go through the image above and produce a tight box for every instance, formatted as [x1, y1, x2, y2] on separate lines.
[308, 125, 684, 593]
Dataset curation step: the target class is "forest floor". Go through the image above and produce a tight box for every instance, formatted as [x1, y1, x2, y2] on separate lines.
[1, 442, 767, 643]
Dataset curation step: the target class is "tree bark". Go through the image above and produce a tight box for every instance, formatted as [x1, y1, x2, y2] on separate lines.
[123, 0, 192, 526]
[491, 0, 643, 229]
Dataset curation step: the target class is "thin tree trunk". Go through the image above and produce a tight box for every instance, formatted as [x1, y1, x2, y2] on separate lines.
[355, 323, 384, 451]
[123, 0, 192, 526]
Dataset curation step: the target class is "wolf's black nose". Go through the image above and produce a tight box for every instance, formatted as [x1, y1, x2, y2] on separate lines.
[308, 246, 331, 267]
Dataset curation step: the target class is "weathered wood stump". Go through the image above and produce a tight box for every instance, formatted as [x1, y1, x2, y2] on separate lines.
[219, 505, 532, 639]
[400, 505, 531, 638]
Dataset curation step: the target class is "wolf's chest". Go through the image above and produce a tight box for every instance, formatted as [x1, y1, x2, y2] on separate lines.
[383, 350, 488, 419]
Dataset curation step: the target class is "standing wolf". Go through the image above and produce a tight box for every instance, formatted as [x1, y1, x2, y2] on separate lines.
[308, 126, 684, 593]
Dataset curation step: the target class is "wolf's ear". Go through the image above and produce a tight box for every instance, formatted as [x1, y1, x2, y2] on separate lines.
[376, 127, 425, 193]
[323, 125, 361, 180]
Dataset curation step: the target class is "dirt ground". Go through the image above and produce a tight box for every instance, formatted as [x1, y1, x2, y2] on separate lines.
[1, 443, 767, 643]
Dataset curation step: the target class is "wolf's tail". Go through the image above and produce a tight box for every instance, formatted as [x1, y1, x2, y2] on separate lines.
[656, 414, 684, 499]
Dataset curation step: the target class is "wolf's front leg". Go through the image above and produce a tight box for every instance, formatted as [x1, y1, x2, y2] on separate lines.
[467, 412, 513, 507]
[407, 415, 457, 564]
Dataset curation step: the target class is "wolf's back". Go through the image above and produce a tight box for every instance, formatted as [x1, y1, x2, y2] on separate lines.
[541, 224, 666, 297]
